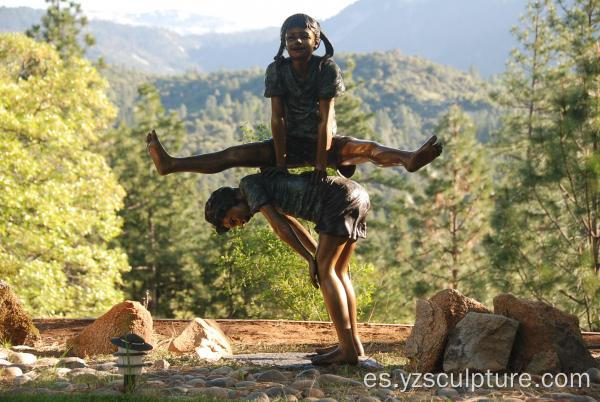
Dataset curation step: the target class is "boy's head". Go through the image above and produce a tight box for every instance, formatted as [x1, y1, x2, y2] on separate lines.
[205, 187, 251, 234]
[274, 13, 334, 64]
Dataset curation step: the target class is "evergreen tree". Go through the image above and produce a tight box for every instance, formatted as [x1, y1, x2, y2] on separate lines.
[0, 34, 128, 316]
[488, 0, 600, 330]
[26, 0, 95, 61]
[104, 84, 208, 317]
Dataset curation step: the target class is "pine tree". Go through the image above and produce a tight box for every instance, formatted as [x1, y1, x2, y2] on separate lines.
[26, 0, 95, 61]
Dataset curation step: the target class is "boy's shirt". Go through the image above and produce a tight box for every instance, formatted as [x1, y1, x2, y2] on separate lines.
[264, 56, 345, 140]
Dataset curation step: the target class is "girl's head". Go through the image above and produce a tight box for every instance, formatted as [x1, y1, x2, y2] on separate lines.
[205, 187, 252, 234]
[274, 13, 334, 66]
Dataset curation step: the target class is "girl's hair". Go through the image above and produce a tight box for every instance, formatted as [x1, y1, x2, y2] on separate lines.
[205, 187, 239, 234]
[274, 13, 334, 70]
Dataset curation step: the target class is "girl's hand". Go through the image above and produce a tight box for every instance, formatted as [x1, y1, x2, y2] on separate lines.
[309, 258, 320, 289]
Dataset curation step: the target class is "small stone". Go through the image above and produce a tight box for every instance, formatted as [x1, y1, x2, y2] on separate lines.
[372, 388, 393, 399]
[297, 368, 320, 379]
[291, 379, 319, 390]
[236, 380, 258, 388]
[35, 357, 60, 368]
[244, 391, 270, 401]
[587, 367, 600, 383]
[58, 357, 87, 369]
[2, 366, 22, 378]
[303, 388, 326, 398]
[11, 345, 36, 353]
[56, 367, 71, 377]
[265, 386, 301, 399]
[211, 366, 234, 376]
[10, 363, 33, 373]
[229, 389, 245, 399]
[14, 375, 31, 385]
[146, 380, 168, 388]
[171, 374, 185, 382]
[256, 369, 289, 382]
[0, 359, 10, 367]
[152, 359, 170, 370]
[188, 378, 206, 387]
[358, 397, 380, 402]
[8, 352, 36, 365]
[53, 381, 72, 390]
[207, 376, 235, 387]
[201, 386, 231, 399]
[319, 373, 363, 386]
[315, 398, 337, 402]
[0, 349, 9, 360]
[437, 388, 459, 398]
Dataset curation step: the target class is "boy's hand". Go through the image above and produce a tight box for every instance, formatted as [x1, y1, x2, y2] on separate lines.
[309, 258, 320, 289]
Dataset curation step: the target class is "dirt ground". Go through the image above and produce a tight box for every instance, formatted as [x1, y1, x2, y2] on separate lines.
[32, 318, 600, 356]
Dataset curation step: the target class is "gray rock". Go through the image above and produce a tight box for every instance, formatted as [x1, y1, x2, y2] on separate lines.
[94, 361, 116, 371]
[318, 373, 363, 386]
[236, 380, 258, 388]
[443, 312, 519, 372]
[303, 388, 326, 398]
[244, 391, 270, 401]
[290, 378, 319, 390]
[152, 359, 170, 370]
[211, 366, 234, 376]
[586, 367, 600, 384]
[35, 357, 60, 368]
[8, 352, 36, 365]
[207, 376, 236, 387]
[146, 380, 168, 388]
[14, 375, 31, 385]
[256, 369, 290, 382]
[188, 378, 206, 387]
[371, 388, 393, 399]
[437, 387, 460, 398]
[52, 380, 72, 390]
[2, 366, 22, 378]
[200, 386, 231, 399]
[265, 386, 301, 398]
[297, 368, 320, 379]
[58, 357, 87, 369]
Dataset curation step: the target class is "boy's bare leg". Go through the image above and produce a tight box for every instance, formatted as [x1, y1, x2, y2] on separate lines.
[338, 135, 442, 172]
[311, 235, 358, 365]
[146, 130, 274, 175]
[314, 240, 364, 357]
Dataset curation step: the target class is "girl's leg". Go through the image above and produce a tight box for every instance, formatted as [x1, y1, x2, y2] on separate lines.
[337, 135, 442, 172]
[146, 130, 275, 175]
[315, 240, 364, 357]
[311, 234, 358, 365]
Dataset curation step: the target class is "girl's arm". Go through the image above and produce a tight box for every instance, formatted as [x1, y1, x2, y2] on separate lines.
[271, 97, 287, 169]
[316, 97, 335, 174]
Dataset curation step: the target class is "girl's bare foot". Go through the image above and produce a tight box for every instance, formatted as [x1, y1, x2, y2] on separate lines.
[406, 135, 443, 172]
[146, 130, 173, 175]
[310, 347, 358, 365]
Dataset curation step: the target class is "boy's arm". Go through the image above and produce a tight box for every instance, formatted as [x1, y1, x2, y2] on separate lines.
[277, 210, 317, 254]
[316, 97, 335, 177]
[260, 204, 319, 288]
[270, 97, 287, 169]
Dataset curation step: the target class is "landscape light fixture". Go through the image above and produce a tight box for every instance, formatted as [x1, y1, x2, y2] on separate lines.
[111, 333, 153, 393]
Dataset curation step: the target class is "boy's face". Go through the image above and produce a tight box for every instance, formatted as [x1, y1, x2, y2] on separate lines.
[285, 27, 318, 60]
[222, 203, 251, 230]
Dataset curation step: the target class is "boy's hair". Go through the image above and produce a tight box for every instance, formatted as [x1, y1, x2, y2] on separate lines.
[274, 13, 334, 69]
[205, 187, 239, 234]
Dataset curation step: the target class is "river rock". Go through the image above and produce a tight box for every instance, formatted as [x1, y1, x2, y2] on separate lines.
[8, 352, 36, 365]
[58, 357, 87, 369]
[168, 318, 231, 361]
[256, 369, 289, 382]
[67, 300, 153, 357]
[1, 366, 22, 378]
[318, 374, 363, 386]
[152, 359, 170, 370]
[0, 281, 39, 345]
[443, 312, 519, 372]
[405, 289, 490, 373]
[35, 357, 60, 368]
[244, 391, 270, 401]
[303, 388, 326, 398]
[206, 376, 235, 387]
[211, 366, 234, 376]
[291, 379, 319, 390]
[494, 294, 596, 373]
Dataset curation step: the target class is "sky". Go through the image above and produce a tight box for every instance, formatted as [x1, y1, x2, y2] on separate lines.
[4, 0, 360, 32]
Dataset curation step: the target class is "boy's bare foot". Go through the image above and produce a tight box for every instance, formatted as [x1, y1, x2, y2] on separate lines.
[315, 345, 338, 355]
[146, 130, 173, 175]
[406, 135, 443, 172]
[310, 347, 358, 365]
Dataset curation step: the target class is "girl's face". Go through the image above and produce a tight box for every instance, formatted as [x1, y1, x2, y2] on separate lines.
[285, 27, 318, 60]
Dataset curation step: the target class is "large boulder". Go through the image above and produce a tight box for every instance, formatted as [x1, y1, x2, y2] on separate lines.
[443, 312, 519, 372]
[404, 289, 490, 372]
[0, 281, 39, 345]
[67, 301, 153, 357]
[169, 318, 232, 361]
[493, 294, 596, 373]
